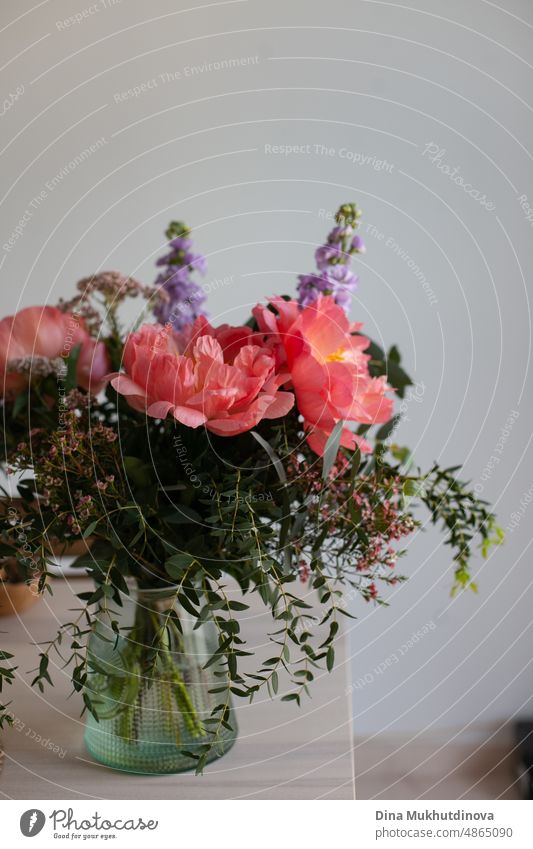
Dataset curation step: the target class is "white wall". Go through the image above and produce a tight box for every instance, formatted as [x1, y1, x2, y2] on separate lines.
[1, 0, 532, 741]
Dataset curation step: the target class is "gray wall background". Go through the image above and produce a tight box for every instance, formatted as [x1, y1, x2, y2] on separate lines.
[1, 0, 532, 743]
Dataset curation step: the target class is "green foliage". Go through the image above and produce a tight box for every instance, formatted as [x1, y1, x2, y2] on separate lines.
[364, 338, 413, 399]
[416, 463, 505, 594]
[0, 645, 16, 728]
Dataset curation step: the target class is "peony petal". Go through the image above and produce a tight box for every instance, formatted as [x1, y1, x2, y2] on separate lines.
[261, 390, 294, 419]
[193, 334, 224, 363]
[305, 424, 371, 457]
[353, 433, 373, 453]
[77, 339, 111, 393]
[233, 344, 273, 378]
[213, 324, 254, 363]
[206, 393, 275, 435]
[290, 356, 334, 428]
[172, 405, 208, 428]
[206, 416, 256, 436]
[252, 303, 278, 334]
[110, 375, 149, 412]
[268, 296, 300, 332]
[177, 315, 214, 356]
[146, 400, 175, 419]
[305, 428, 330, 456]
[14, 307, 77, 359]
[110, 374, 147, 399]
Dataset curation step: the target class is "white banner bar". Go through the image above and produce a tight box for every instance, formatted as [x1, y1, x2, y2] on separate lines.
[1, 800, 531, 848]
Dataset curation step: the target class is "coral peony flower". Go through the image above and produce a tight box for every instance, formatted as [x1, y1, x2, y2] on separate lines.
[174, 315, 259, 364]
[110, 320, 294, 436]
[0, 306, 110, 398]
[253, 295, 394, 455]
[76, 337, 112, 394]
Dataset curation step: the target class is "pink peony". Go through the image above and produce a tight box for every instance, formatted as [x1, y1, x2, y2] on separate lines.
[110, 319, 294, 436]
[0, 306, 110, 398]
[253, 295, 394, 455]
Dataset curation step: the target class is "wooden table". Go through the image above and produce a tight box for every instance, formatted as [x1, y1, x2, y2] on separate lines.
[0, 578, 355, 799]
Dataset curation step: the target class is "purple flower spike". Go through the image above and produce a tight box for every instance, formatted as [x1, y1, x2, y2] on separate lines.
[153, 221, 208, 330]
[296, 203, 364, 312]
[351, 235, 366, 253]
[315, 244, 345, 270]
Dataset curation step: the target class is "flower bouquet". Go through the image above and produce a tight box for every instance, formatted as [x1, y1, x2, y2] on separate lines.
[0, 203, 502, 774]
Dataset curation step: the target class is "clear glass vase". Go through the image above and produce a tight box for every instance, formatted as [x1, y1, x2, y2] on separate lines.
[83, 584, 237, 774]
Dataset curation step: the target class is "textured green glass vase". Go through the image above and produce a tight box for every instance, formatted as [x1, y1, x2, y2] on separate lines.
[84, 585, 237, 774]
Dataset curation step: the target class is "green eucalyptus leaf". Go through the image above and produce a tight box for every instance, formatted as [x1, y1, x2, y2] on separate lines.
[322, 420, 344, 481]
[163, 505, 203, 525]
[83, 520, 99, 539]
[376, 415, 400, 441]
[166, 553, 196, 578]
[122, 456, 152, 487]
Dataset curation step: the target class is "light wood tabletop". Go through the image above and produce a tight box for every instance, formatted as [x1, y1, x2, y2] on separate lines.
[0, 578, 355, 800]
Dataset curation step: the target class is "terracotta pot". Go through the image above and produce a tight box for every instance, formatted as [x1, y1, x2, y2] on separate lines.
[0, 497, 94, 559]
[47, 537, 95, 559]
[0, 577, 41, 617]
